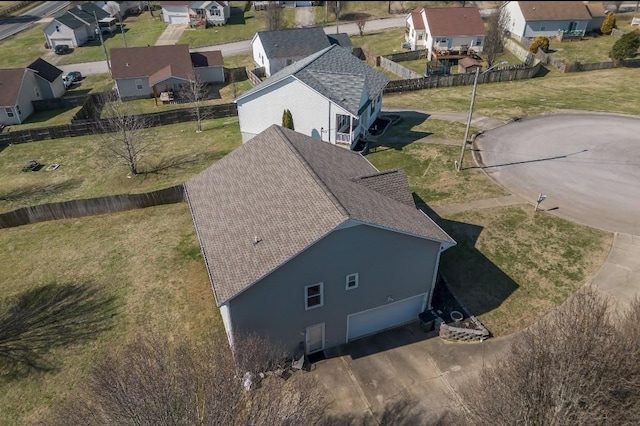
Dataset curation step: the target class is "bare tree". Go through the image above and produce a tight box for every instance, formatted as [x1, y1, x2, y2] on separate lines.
[266, 1, 283, 31]
[180, 73, 210, 133]
[483, 8, 510, 67]
[327, 1, 344, 20]
[356, 15, 367, 36]
[46, 331, 328, 426]
[458, 287, 640, 425]
[96, 92, 154, 176]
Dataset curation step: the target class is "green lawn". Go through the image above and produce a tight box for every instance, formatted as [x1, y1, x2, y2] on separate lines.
[4, 106, 81, 131]
[64, 73, 115, 96]
[315, 1, 452, 25]
[550, 12, 640, 63]
[351, 27, 406, 57]
[383, 67, 640, 120]
[367, 140, 507, 206]
[56, 11, 166, 65]
[178, 4, 296, 48]
[0, 117, 241, 213]
[440, 205, 612, 336]
[0, 23, 49, 68]
[0, 202, 217, 425]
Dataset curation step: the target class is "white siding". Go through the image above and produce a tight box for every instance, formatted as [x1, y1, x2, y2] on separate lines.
[220, 302, 234, 346]
[116, 77, 152, 99]
[505, 1, 527, 40]
[236, 77, 351, 143]
[251, 35, 270, 73]
[162, 5, 189, 23]
[44, 21, 80, 47]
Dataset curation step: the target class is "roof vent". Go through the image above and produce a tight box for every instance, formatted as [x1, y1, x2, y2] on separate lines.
[253, 235, 262, 245]
[126, 63, 129, 67]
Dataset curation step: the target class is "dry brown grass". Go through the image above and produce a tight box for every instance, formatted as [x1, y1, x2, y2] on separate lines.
[439, 205, 613, 336]
[0, 203, 217, 425]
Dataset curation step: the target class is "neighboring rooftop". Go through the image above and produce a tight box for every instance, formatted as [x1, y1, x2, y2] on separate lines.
[420, 7, 486, 36]
[185, 125, 455, 305]
[27, 58, 63, 83]
[254, 27, 331, 59]
[237, 45, 389, 117]
[110, 44, 194, 80]
[190, 50, 224, 68]
[0, 69, 26, 106]
[514, 1, 593, 21]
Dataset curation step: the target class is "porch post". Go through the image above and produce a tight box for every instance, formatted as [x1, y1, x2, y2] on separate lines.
[349, 115, 353, 143]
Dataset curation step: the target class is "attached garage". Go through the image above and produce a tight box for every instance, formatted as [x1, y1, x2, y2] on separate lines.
[168, 15, 189, 24]
[51, 39, 73, 47]
[347, 293, 427, 342]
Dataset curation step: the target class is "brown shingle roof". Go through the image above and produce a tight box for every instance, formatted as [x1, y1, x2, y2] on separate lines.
[423, 7, 486, 37]
[185, 125, 455, 305]
[585, 2, 606, 18]
[110, 45, 194, 80]
[190, 50, 224, 68]
[0, 69, 26, 106]
[410, 10, 424, 30]
[516, 1, 592, 21]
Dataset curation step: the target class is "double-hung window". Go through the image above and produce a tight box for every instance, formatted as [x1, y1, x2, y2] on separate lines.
[345, 273, 359, 290]
[305, 283, 323, 310]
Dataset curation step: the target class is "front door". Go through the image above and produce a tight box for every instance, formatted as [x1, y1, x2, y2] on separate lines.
[305, 323, 325, 354]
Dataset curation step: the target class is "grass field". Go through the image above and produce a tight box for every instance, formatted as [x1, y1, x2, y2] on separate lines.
[178, 3, 296, 48]
[0, 117, 240, 213]
[0, 23, 48, 68]
[56, 11, 166, 65]
[439, 205, 612, 336]
[0, 202, 217, 425]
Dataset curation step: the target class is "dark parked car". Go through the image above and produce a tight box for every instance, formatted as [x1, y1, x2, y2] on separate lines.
[66, 71, 82, 82]
[54, 44, 70, 55]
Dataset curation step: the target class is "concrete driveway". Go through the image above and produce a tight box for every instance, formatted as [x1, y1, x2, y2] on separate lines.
[475, 113, 640, 235]
[155, 23, 187, 46]
[311, 322, 511, 424]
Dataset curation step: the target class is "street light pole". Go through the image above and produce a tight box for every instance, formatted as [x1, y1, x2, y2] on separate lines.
[457, 61, 508, 171]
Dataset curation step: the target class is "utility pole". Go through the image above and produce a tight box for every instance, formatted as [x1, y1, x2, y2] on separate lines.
[457, 66, 480, 171]
[119, 14, 127, 47]
[94, 11, 111, 74]
[336, 1, 340, 34]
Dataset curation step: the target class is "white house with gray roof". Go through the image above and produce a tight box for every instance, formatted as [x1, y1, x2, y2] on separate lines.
[251, 27, 352, 77]
[185, 125, 455, 355]
[44, 2, 114, 48]
[235, 44, 389, 150]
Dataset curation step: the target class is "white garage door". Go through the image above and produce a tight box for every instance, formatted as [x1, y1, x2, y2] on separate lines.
[52, 39, 73, 47]
[169, 15, 189, 24]
[347, 293, 426, 341]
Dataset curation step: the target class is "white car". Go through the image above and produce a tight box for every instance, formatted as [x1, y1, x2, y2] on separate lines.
[62, 71, 82, 89]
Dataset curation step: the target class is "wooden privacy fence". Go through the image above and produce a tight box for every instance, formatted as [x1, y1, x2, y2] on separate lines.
[0, 103, 238, 146]
[383, 62, 542, 93]
[0, 185, 185, 229]
[379, 56, 423, 80]
[246, 66, 265, 86]
[32, 95, 88, 112]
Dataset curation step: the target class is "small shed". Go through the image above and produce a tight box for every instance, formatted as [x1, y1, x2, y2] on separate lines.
[458, 57, 481, 74]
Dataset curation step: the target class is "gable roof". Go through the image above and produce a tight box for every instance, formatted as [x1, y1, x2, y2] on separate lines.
[27, 58, 63, 83]
[254, 27, 332, 59]
[54, 13, 86, 30]
[0, 69, 27, 106]
[190, 50, 224, 68]
[237, 45, 389, 117]
[409, 10, 424, 30]
[514, 1, 592, 21]
[585, 2, 606, 18]
[185, 125, 455, 305]
[421, 7, 486, 37]
[110, 44, 194, 80]
[327, 33, 353, 49]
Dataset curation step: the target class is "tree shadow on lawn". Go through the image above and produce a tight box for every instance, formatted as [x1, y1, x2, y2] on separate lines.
[0, 179, 84, 205]
[228, 7, 248, 25]
[0, 282, 119, 379]
[417, 196, 519, 324]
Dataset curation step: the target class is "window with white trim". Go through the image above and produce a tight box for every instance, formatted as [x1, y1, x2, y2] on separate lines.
[345, 273, 359, 290]
[211, 7, 220, 16]
[475, 38, 482, 46]
[135, 79, 143, 90]
[305, 283, 323, 310]
[5, 107, 14, 118]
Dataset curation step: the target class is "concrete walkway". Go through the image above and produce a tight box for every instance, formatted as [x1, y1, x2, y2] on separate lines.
[295, 6, 315, 28]
[155, 23, 187, 46]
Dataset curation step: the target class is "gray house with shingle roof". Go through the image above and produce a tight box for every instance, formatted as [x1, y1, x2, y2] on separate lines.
[185, 125, 455, 355]
[236, 44, 389, 149]
[251, 27, 353, 77]
[44, 2, 114, 48]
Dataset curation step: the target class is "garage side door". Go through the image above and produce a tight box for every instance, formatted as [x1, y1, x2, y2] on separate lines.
[169, 15, 189, 24]
[347, 293, 426, 342]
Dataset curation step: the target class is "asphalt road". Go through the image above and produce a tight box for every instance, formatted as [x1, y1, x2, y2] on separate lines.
[476, 113, 640, 235]
[63, 16, 409, 75]
[0, 1, 69, 41]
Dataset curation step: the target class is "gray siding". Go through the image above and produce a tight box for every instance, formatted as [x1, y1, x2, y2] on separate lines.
[195, 66, 225, 83]
[116, 77, 152, 99]
[228, 224, 442, 353]
[524, 19, 589, 38]
[13, 72, 37, 124]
